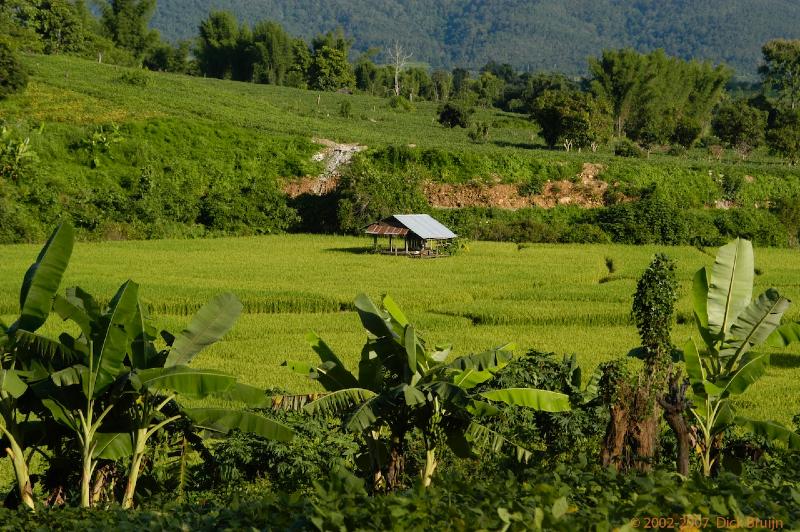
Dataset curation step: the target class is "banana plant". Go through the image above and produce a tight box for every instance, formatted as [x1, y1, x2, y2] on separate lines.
[683, 238, 800, 476]
[285, 293, 571, 489]
[0, 223, 74, 510]
[35, 285, 293, 508]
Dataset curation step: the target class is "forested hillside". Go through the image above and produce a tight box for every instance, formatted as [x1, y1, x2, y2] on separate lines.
[152, 0, 800, 77]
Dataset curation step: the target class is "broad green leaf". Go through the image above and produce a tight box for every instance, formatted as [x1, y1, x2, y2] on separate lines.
[402, 384, 426, 406]
[91, 281, 139, 396]
[49, 366, 85, 387]
[712, 400, 736, 434]
[303, 388, 376, 416]
[345, 395, 382, 432]
[53, 295, 91, 338]
[447, 343, 515, 372]
[707, 238, 753, 336]
[64, 286, 101, 322]
[481, 388, 571, 412]
[14, 330, 75, 365]
[452, 367, 495, 389]
[466, 400, 501, 418]
[354, 293, 394, 338]
[93, 432, 133, 459]
[0, 369, 27, 398]
[404, 325, 417, 374]
[185, 408, 293, 442]
[766, 322, 800, 348]
[692, 267, 710, 329]
[306, 332, 359, 390]
[40, 398, 77, 431]
[215, 382, 270, 407]
[382, 294, 409, 327]
[735, 417, 800, 450]
[721, 354, 769, 397]
[464, 421, 532, 462]
[129, 301, 158, 369]
[721, 289, 789, 369]
[357, 349, 383, 390]
[166, 293, 242, 367]
[138, 366, 236, 399]
[16, 223, 74, 333]
[682, 339, 704, 385]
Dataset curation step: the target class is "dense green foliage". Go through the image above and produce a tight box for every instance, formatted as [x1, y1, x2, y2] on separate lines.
[151, 0, 800, 77]
[0, 40, 28, 100]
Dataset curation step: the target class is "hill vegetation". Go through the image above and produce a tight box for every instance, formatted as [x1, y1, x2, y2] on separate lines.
[151, 0, 800, 77]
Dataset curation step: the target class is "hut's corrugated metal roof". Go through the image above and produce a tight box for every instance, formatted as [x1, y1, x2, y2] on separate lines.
[365, 223, 409, 236]
[391, 214, 457, 239]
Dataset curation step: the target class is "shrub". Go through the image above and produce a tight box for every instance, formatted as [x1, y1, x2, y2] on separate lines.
[388, 95, 412, 111]
[338, 100, 352, 118]
[115, 69, 152, 87]
[467, 121, 489, 143]
[437, 102, 472, 128]
[595, 184, 686, 244]
[613, 138, 644, 158]
[0, 40, 28, 99]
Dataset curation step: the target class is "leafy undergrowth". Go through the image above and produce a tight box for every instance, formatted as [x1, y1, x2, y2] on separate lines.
[1, 463, 798, 531]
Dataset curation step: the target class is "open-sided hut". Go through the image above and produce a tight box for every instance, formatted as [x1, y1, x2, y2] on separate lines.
[364, 214, 457, 257]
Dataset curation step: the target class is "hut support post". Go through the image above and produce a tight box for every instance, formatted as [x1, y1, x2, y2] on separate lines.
[373, 235, 378, 250]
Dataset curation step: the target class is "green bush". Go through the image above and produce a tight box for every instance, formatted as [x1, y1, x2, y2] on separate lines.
[437, 102, 472, 128]
[388, 95, 413, 111]
[595, 184, 687, 245]
[613, 138, 645, 158]
[337, 156, 429, 233]
[0, 40, 28, 99]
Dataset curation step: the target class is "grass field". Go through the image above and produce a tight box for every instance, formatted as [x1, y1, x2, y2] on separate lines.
[2, 234, 799, 426]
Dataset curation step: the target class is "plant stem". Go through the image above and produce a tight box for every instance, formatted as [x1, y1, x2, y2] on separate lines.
[422, 448, 437, 487]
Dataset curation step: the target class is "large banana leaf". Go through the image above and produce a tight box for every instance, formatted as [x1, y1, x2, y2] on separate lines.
[53, 295, 91, 338]
[720, 289, 789, 370]
[166, 293, 242, 367]
[354, 293, 395, 339]
[692, 267, 710, 330]
[382, 295, 409, 327]
[719, 354, 769, 397]
[16, 223, 74, 333]
[91, 281, 139, 396]
[214, 382, 270, 407]
[452, 367, 495, 389]
[345, 395, 385, 432]
[462, 421, 533, 462]
[707, 238, 753, 336]
[185, 408, 293, 442]
[357, 348, 384, 390]
[129, 302, 159, 369]
[306, 332, 359, 390]
[447, 343, 515, 372]
[480, 388, 571, 412]
[137, 366, 236, 399]
[93, 432, 133, 459]
[0, 368, 27, 398]
[682, 339, 705, 387]
[766, 322, 800, 348]
[735, 417, 800, 450]
[404, 325, 417, 374]
[302, 388, 376, 416]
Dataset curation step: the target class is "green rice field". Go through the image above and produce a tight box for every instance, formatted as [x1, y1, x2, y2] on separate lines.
[2, 234, 799, 426]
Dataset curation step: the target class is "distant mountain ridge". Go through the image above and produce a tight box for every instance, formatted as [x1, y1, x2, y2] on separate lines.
[152, 0, 800, 77]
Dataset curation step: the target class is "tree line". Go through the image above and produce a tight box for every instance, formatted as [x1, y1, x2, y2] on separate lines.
[3, 2, 800, 161]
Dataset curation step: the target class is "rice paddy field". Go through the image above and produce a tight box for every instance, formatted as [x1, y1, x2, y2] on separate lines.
[2, 234, 799, 426]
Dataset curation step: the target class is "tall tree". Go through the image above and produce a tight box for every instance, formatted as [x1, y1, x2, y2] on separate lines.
[196, 10, 239, 79]
[251, 20, 295, 85]
[387, 41, 412, 97]
[760, 39, 800, 110]
[96, 0, 158, 58]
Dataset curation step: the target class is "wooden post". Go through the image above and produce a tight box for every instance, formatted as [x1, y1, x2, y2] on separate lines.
[389, 235, 393, 253]
[373, 235, 377, 250]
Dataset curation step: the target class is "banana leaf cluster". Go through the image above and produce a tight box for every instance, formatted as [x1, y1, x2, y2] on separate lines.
[0, 224, 293, 510]
[284, 293, 572, 489]
[681, 238, 800, 475]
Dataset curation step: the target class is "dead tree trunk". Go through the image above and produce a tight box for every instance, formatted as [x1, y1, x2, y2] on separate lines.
[658, 371, 692, 476]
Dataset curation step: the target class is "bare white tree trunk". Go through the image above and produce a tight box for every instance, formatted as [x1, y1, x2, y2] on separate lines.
[388, 42, 412, 97]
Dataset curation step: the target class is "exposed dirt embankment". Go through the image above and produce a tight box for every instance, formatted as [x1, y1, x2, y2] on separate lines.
[284, 144, 613, 209]
[425, 163, 609, 209]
